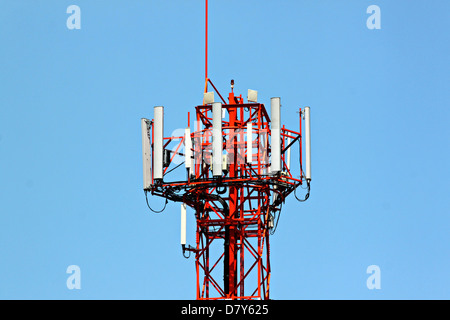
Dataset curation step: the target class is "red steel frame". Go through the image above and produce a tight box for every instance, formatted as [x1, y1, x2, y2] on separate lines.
[147, 82, 303, 300]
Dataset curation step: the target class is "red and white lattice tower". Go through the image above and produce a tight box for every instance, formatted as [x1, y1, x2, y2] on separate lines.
[140, 1, 311, 300]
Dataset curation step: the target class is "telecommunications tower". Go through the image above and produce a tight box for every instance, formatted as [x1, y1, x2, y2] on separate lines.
[140, 1, 311, 300]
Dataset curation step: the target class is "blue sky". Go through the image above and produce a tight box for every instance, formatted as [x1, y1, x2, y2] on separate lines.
[0, 0, 449, 299]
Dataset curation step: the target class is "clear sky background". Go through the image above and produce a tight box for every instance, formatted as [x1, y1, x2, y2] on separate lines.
[0, 0, 449, 300]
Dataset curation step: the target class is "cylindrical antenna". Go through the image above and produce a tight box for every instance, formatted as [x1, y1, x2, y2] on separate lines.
[181, 203, 187, 246]
[270, 97, 281, 173]
[247, 122, 253, 163]
[304, 106, 311, 181]
[185, 128, 192, 170]
[286, 137, 291, 171]
[153, 106, 164, 180]
[212, 102, 223, 177]
[141, 118, 152, 189]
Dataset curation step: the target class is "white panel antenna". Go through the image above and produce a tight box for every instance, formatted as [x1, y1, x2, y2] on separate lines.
[270, 97, 281, 173]
[247, 89, 258, 103]
[222, 154, 228, 172]
[286, 137, 291, 171]
[153, 106, 164, 180]
[304, 106, 311, 181]
[247, 122, 253, 163]
[181, 203, 187, 246]
[212, 102, 223, 177]
[204, 91, 214, 104]
[141, 118, 152, 189]
[185, 128, 192, 170]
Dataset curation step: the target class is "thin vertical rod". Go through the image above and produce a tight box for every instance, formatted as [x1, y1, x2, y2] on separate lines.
[205, 0, 208, 83]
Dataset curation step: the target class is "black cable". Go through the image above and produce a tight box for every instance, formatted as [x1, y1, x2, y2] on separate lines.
[294, 154, 310, 201]
[145, 191, 168, 213]
[216, 185, 227, 194]
[164, 161, 184, 176]
[182, 245, 192, 259]
[294, 179, 310, 202]
[270, 202, 283, 235]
